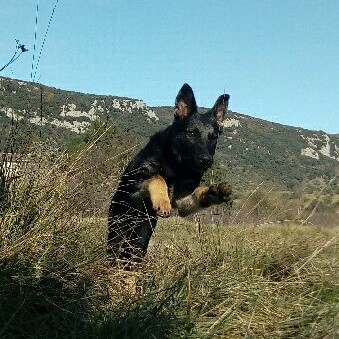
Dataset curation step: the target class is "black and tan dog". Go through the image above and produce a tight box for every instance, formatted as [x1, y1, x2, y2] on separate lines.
[108, 84, 232, 267]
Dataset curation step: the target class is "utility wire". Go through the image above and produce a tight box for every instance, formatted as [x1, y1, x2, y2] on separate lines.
[30, 0, 40, 81]
[32, 0, 60, 81]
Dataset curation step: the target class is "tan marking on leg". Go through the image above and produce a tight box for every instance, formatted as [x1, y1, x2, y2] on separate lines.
[198, 182, 232, 207]
[175, 185, 209, 217]
[176, 182, 232, 217]
[142, 175, 171, 217]
[193, 185, 209, 200]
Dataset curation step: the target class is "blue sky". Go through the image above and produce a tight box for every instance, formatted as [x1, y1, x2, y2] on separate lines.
[0, 0, 338, 133]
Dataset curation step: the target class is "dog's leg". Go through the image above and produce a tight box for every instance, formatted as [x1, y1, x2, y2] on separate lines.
[175, 182, 232, 217]
[138, 175, 172, 217]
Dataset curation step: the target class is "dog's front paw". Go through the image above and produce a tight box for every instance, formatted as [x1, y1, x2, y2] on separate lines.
[216, 182, 232, 201]
[152, 197, 172, 218]
[207, 182, 232, 204]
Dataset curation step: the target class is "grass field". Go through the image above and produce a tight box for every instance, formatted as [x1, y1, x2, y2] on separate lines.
[1, 215, 338, 338]
[0, 145, 338, 338]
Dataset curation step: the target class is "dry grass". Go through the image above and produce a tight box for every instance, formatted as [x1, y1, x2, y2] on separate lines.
[149, 218, 339, 338]
[0, 143, 338, 338]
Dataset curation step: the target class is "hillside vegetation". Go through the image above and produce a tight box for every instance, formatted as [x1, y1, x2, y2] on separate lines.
[1, 76, 338, 193]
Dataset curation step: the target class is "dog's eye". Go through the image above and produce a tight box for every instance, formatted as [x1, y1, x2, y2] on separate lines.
[187, 130, 197, 137]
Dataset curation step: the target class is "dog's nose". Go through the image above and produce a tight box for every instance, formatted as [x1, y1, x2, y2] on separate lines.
[199, 155, 212, 167]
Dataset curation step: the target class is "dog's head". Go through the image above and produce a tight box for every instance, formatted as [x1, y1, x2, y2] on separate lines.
[169, 83, 230, 174]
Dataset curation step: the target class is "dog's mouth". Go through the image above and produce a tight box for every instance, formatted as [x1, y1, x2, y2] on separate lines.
[194, 162, 212, 172]
[195, 156, 213, 172]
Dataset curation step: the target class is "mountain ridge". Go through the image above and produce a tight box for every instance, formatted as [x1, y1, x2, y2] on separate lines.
[1, 76, 338, 191]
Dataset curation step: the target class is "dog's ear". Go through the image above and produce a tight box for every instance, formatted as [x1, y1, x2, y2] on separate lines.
[174, 83, 197, 118]
[212, 94, 230, 125]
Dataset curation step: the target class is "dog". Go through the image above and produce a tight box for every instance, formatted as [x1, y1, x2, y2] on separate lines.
[107, 83, 232, 268]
